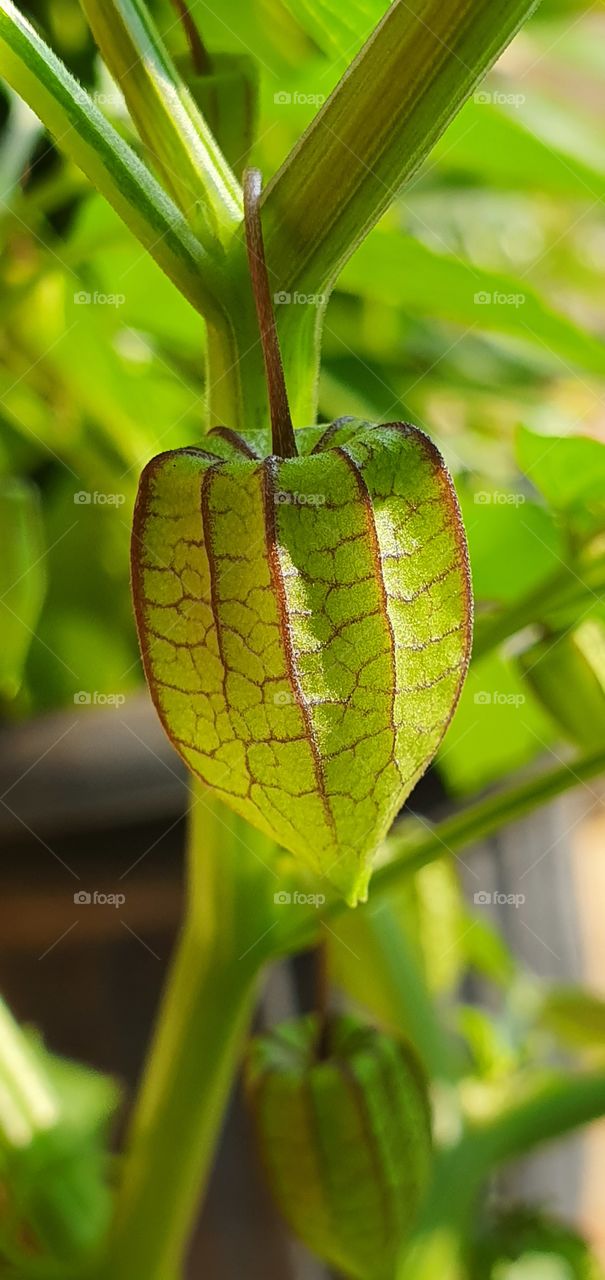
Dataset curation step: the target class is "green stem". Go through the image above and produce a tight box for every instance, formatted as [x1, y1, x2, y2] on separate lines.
[102, 790, 276, 1280]
[398, 1070, 605, 1280]
[473, 553, 605, 659]
[279, 742, 605, 950]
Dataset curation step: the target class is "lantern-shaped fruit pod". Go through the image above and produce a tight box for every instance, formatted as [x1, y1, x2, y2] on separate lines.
[246, 1014, 432, 1279]
[131, 170, 472, 909]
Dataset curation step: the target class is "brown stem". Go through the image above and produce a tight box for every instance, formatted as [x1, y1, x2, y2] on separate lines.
[243, 168, 298, 458]
[170, 0, 212, 75]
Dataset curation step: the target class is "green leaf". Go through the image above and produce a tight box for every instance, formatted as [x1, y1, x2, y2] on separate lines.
[279, 0, 386, 62]
[132, 420, 471, 904]
[0, 998, 119, 1270]
[438, 651, 554, 795]
[246, 1013, 432, 1280]
[339, 231, 605, 381]
[79, 0, 242, 245]
[0, 477, 46, 699]
[539, 985, 605, 1050]
[433, 98, 605, 203]
[517, 425, 605, 536]
[459, 487, 564, 608]
[261, 0, 542, 304]
[0, 0, 222, 318]
[519, 621, 605, 750]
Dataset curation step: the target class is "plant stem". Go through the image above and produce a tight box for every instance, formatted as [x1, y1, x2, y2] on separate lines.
[279, 742, 605, 950]
[170, 0, 212, 75]
[243, 167, 297, 455]
[397, 1069, 605, 1280]
[101, 790, 276, 1280]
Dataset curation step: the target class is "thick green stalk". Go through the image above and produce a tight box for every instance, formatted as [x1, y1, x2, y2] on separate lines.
[78, 0, 241, 245]
[102, 790, 277, 1280]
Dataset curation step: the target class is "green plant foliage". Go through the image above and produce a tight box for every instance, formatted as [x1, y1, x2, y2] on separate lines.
[132, 420, 471, 903]
[0, 477, 46, 700]
[468, 1207, 605, 1280]
[0, 1000, 118, 1274]
[247, 1013, 432, 1280]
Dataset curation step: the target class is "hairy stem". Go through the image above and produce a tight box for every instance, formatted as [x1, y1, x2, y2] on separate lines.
[243, 168, 297, 455]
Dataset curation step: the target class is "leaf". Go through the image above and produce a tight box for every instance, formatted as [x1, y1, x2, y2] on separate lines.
[539, 985, 605, 1050]
[0, 0, 220, 317]
[519, 621, 605, 750]
[0, 477, 46, 699]
[433, 99, 605, 203]
[458, 486, 564, 608]
[261, 0, 542, 305]
[279, 0, 386, 62]
[339, 230, 605, 381]
[517, 425, 605, 536]
[132, 420, 471, 904]
[438, 651, 554, 795]
[246, 1013, 432, 1280]
[0, 999, 119, 1270]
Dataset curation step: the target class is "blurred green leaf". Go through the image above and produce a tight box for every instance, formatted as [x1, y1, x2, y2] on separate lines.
[519, 621, 605, 749]
[438, 651, 555, 795]
[340, 230, 605, 380]
[539, 985, 605, 1050]
[0, 477, 45, 700]
[517, 425, 605, 536]
[459, 486, 564, 607]
[433, 99, 605, 202]
[0, 999, 118, 1272]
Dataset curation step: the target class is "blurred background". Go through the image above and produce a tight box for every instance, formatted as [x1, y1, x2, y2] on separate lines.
[1, 0, 605, 1275]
